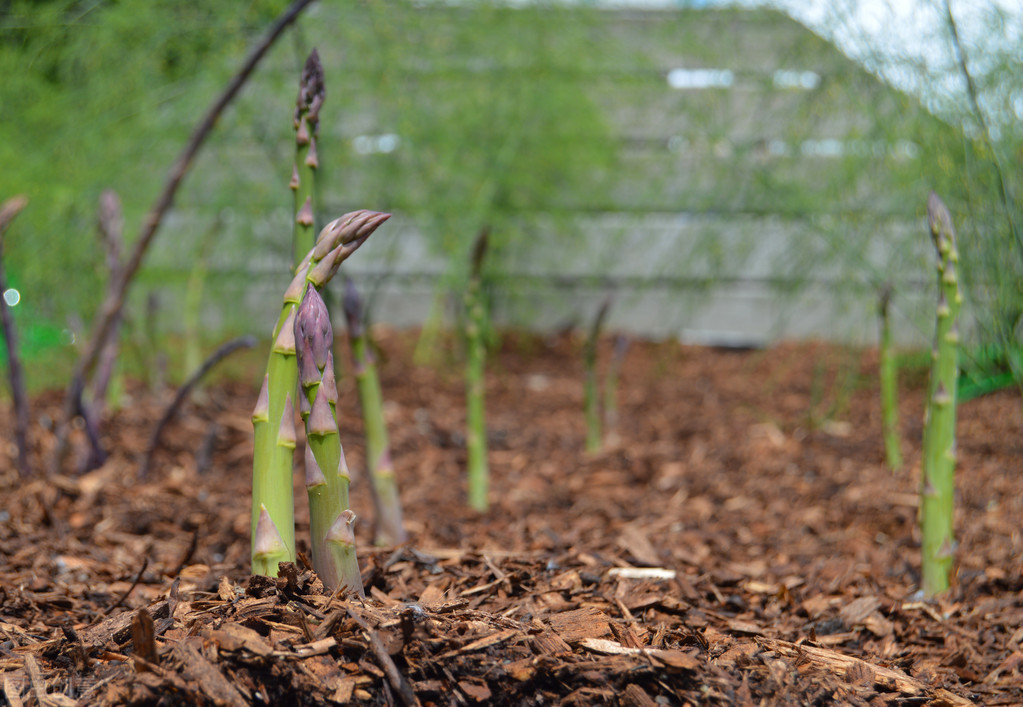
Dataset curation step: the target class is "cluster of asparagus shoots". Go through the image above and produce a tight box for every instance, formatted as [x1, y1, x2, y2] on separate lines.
[878, 283, 903, 472]
[343, 281, 408, 546]
[251, 211, 388, 594]
[919, 192, 962, 597]
[464, 229, 490, 511]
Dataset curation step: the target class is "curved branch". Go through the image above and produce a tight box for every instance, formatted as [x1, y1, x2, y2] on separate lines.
[138, 335, 257, 480]
[51, 0, 318, 475]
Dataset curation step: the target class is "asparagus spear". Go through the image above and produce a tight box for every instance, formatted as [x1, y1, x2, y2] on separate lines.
[251, 211, 389, 578]
[465, 229, 490, 511]
[584, 296, 611, 453]
[295, 286, 364, 595]
[343, 280, 408, 545]
[604, 333, 630, 448]
[878, 284, 903, 472]
[919, 192, 962, 597]
[291, 50, 325, 268]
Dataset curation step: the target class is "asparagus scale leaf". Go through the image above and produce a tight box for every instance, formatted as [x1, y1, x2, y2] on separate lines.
[919, 192, 962, 597]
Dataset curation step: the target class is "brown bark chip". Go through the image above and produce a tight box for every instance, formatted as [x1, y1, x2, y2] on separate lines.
[1, 337, 1019, 704]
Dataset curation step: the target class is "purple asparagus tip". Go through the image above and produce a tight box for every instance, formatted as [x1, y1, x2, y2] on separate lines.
[295, 287, 333, 387]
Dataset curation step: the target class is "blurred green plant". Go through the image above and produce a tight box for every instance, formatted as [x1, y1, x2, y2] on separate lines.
[0, 0, 286, 336]
[584, 297, 611, 454]
[878, 284, 903, 472]
[464, 229, 491, 512]
[343, 279, 407, 546]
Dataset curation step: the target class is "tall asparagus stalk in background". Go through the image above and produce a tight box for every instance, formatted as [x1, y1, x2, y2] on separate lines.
[291, 50, 325, 267]
[343, 280, 407, 546]
[919, 192, 963, 597]
[878, 283, 903, 472]
[295, 286, 364, 594]
[604, 333, 630, 449]
[465, 229, 490, 511]
[584, 296, 611, 453]
[252, 211, 389, 577]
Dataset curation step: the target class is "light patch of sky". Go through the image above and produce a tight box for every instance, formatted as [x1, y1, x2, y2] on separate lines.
[511, 0, 1021, 128]
[737, 0, 1023, 129]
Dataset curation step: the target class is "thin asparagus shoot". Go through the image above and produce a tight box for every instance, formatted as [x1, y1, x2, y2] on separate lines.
[465, 229, 490, 511]
[295, 286, 364, 595]
[919, 192, 962, 597]
[251, 211, 389, 577]
[604, 333, 630, 449]
[584, 296, 611, 453]
[878, 283, 903, 472]
[292, 49, 325, 269]
[343, 280, 407, 546]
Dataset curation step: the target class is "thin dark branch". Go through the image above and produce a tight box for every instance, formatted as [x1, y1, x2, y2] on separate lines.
[0, 195, 31, 477]
[51, 0, 318, 475]
[166, 528, 199, 579]
[90, 190, 126, 414]
[944, 0, 1020, 253]
[104, 558, 149, 616]
[76, 393, 108, 473]
[138, 335, 256, 480]
[347, 607, 420, 707]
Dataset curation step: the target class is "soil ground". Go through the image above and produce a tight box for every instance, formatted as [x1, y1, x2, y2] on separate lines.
[1, 332, 1021, 706]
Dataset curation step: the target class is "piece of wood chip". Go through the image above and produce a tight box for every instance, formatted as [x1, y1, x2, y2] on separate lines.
[839, 596, 882, 627]
[459, 679, 492, 701]
[618, 524, 662, 566]
[531, 631, 573, 656]
[621, 682, 658, 707]
[132, 608, 159, 666]
[547, 607, 611, 644]
[2, 677, 24, 707]
[23, 654, 45, 706]
[204, 623, 272, 658]
[758, 637, 973, 706]
[285, 637, 337, 658]
[172, 641, 248, 707]
[437, 628, 519, 660]
[579, 638, 700, 670]
[608, 567, 677, 580]
[726, 619, 764, 636]
[217, 576, 237, 602]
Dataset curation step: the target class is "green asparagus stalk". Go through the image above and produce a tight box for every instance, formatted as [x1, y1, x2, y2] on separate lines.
[291, 49, 325, 268]
[251, 210, 389, 578]
[295, 286, 364, 595]
[878, 284, 903, 472]
[604, 333, 630, 448]
[919, 192, 962, 597]
[584, 296, 611, 453]
[343, 280, 407, 546]
[465, 229, 490, 511]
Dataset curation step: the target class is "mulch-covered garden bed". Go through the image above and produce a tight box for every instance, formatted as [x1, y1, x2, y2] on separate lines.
[1, 332, 1021, 705]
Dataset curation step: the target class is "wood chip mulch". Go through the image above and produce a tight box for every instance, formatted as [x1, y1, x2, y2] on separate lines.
[1, 333, 1021, 705]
